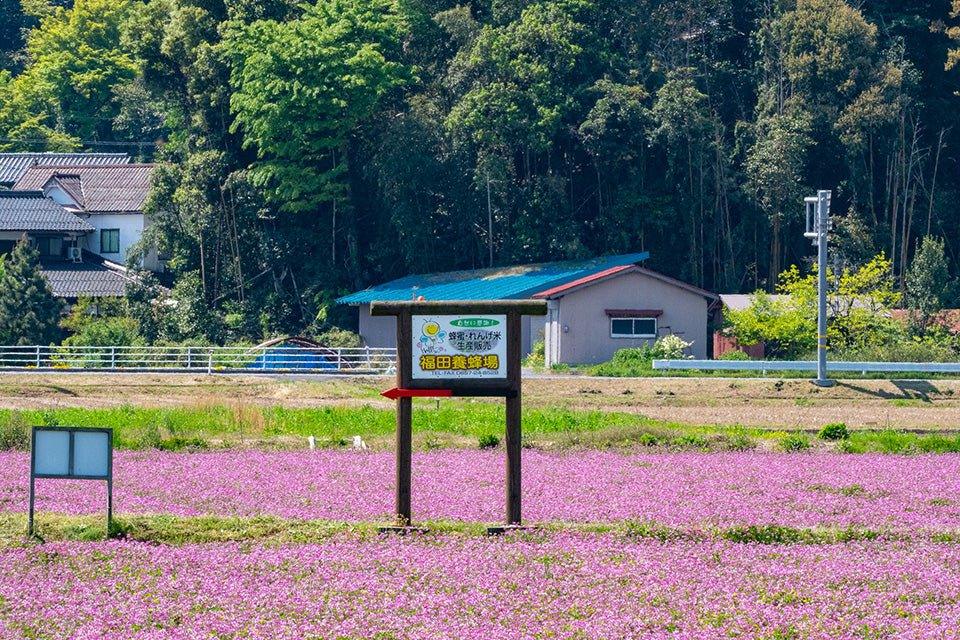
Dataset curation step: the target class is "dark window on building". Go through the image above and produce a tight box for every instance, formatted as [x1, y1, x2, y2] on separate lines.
[100, 229, 120, 254]
[610, 317, 657, 338]
[34, 236, 63, 258]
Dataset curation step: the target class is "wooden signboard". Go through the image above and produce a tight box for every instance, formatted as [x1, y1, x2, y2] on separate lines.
[371, 300, 547, 532]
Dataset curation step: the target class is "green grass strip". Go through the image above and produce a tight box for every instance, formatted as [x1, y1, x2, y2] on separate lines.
[0, 512, 947, 547]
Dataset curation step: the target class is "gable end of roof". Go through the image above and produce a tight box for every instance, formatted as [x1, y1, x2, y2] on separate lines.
[533, 264, 719, 302]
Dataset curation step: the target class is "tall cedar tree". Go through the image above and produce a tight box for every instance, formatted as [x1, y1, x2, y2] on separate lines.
[0, 239, 62, 345]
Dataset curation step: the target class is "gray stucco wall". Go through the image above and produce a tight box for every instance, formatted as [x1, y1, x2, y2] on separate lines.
[552, 271, 710, 364]
[357, 304, 397, 347]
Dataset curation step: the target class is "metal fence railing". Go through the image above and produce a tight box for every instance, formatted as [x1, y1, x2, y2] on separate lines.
[653, 359, 960, 375]
[0, 345, 397, 374]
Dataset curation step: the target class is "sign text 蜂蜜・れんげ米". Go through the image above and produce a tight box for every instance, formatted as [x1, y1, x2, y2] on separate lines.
[411, 314, 507, 379]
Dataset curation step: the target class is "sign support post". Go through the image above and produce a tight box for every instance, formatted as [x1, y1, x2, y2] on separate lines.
[504, 311, 522, 528]
[372, 300, 547, 533]
[395, 311, 414, 526]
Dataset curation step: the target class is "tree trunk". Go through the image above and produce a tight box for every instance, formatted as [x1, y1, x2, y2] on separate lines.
[770, 214, 781, 289]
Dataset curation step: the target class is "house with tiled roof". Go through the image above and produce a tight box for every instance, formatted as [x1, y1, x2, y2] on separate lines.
[0, 153, 130, 188]
[13, 163, 161, 271]
[0, 191, 138, 300]
[338, 253, 719, 364]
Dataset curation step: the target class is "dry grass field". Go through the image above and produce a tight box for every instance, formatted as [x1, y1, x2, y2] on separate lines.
[1, 373, 959, 431]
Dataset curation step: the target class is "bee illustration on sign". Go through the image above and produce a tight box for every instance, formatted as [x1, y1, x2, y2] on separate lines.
[416, 319, 447, 354]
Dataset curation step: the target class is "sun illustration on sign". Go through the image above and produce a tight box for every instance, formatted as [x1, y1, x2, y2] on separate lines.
[417, 319, 447, 354]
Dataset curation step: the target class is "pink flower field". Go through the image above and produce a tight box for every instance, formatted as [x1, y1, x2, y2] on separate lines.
[7, 449, 960, 638]
[5, 450, 960, 531]
[2, 534, 960, 639]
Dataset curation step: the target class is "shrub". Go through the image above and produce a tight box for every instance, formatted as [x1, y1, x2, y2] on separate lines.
[524, 340, 545, 369]
[651, 334, 692, 360]
[838, 335, 957, 363]
[156, 436, 208, 451]
[63, 316, 144, 347]
[0, 413, 29, 450]
[592, 335, 693, 376]
[717, 349, 750, 361]
[819, 422, 850, 441]
[780, 433, 810, 452]
[478, 433, 500, 449]
[636, 432, 660, 447]
[724, 433, 756, 451]
[722, 524, 806, 544]
[725, 255, 901, 359]
[591, 347, 654, 376]
[673, 434, 709, 450]
[314, 328, 363, 348]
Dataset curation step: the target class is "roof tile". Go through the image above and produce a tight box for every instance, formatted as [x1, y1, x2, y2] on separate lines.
[0, 153, 129, 185]
[14, 164, 154, 212]
[0, 191, 93, 232]
[40, 261, 133, 298]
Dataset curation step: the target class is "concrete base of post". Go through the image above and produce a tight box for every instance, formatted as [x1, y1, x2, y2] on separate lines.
[812, 378, 836, 388]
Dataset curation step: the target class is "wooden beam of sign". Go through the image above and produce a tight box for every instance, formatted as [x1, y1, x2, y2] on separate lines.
[381, 387, 453, 399]
[370, 299, 548, 317]
[381, 387, 517, 399]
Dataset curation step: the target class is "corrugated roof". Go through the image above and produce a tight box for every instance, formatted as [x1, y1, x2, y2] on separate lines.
[0, 191, 93, 232]
[719, 294, 790, 311]
[534, 264, 718, 301]
[14, 164, 154, 212]
[40, 261, 134, 298]
[0, 153, 129, 185]
[337, 253, 650, 304]
[532, 264, 635, 299]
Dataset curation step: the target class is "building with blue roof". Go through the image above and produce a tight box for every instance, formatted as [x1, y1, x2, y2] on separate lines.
[339, 253, 718, 365]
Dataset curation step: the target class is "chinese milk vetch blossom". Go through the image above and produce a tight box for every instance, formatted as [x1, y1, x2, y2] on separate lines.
[1, 534, 959, 639]
[3, 450, 960, 531]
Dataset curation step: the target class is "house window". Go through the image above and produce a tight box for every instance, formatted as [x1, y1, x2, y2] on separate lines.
[34, 236, 63, 258]
[100, 229, 120, 254]
[610, 317, 657, 338]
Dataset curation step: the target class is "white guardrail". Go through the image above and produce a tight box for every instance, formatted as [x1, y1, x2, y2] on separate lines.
[653, 359, 960, 374]
[0, 345, 397, 374]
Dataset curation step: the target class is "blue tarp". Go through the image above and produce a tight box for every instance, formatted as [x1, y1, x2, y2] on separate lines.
[247, 348, 337, 370]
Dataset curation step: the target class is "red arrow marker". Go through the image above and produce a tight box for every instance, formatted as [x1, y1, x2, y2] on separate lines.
[381, 387, 453, 399]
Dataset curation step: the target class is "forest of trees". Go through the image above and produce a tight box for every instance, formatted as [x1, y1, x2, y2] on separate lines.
[2, 0, 960, 342]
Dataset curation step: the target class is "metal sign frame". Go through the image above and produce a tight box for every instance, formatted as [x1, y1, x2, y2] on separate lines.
[371, 300, 547, 532]
[28, 426, 114, 537]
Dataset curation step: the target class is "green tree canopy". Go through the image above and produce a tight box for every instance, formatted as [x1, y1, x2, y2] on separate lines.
[224, 0, 411, 214]
[726, 254, 902, 358]
[0, 0, 137, 148]
[0, 239, 62, 345]
[905, 235, 952, 334]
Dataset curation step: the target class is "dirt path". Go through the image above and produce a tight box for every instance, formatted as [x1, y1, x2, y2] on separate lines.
[1, 373, 959, 430]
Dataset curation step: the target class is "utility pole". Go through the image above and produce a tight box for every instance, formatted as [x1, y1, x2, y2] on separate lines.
[804, 190, 834, 387]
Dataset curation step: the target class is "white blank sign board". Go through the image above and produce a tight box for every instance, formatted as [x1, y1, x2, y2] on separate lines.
[33, 430, 70, 476]
[73, 431, 110, 477]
